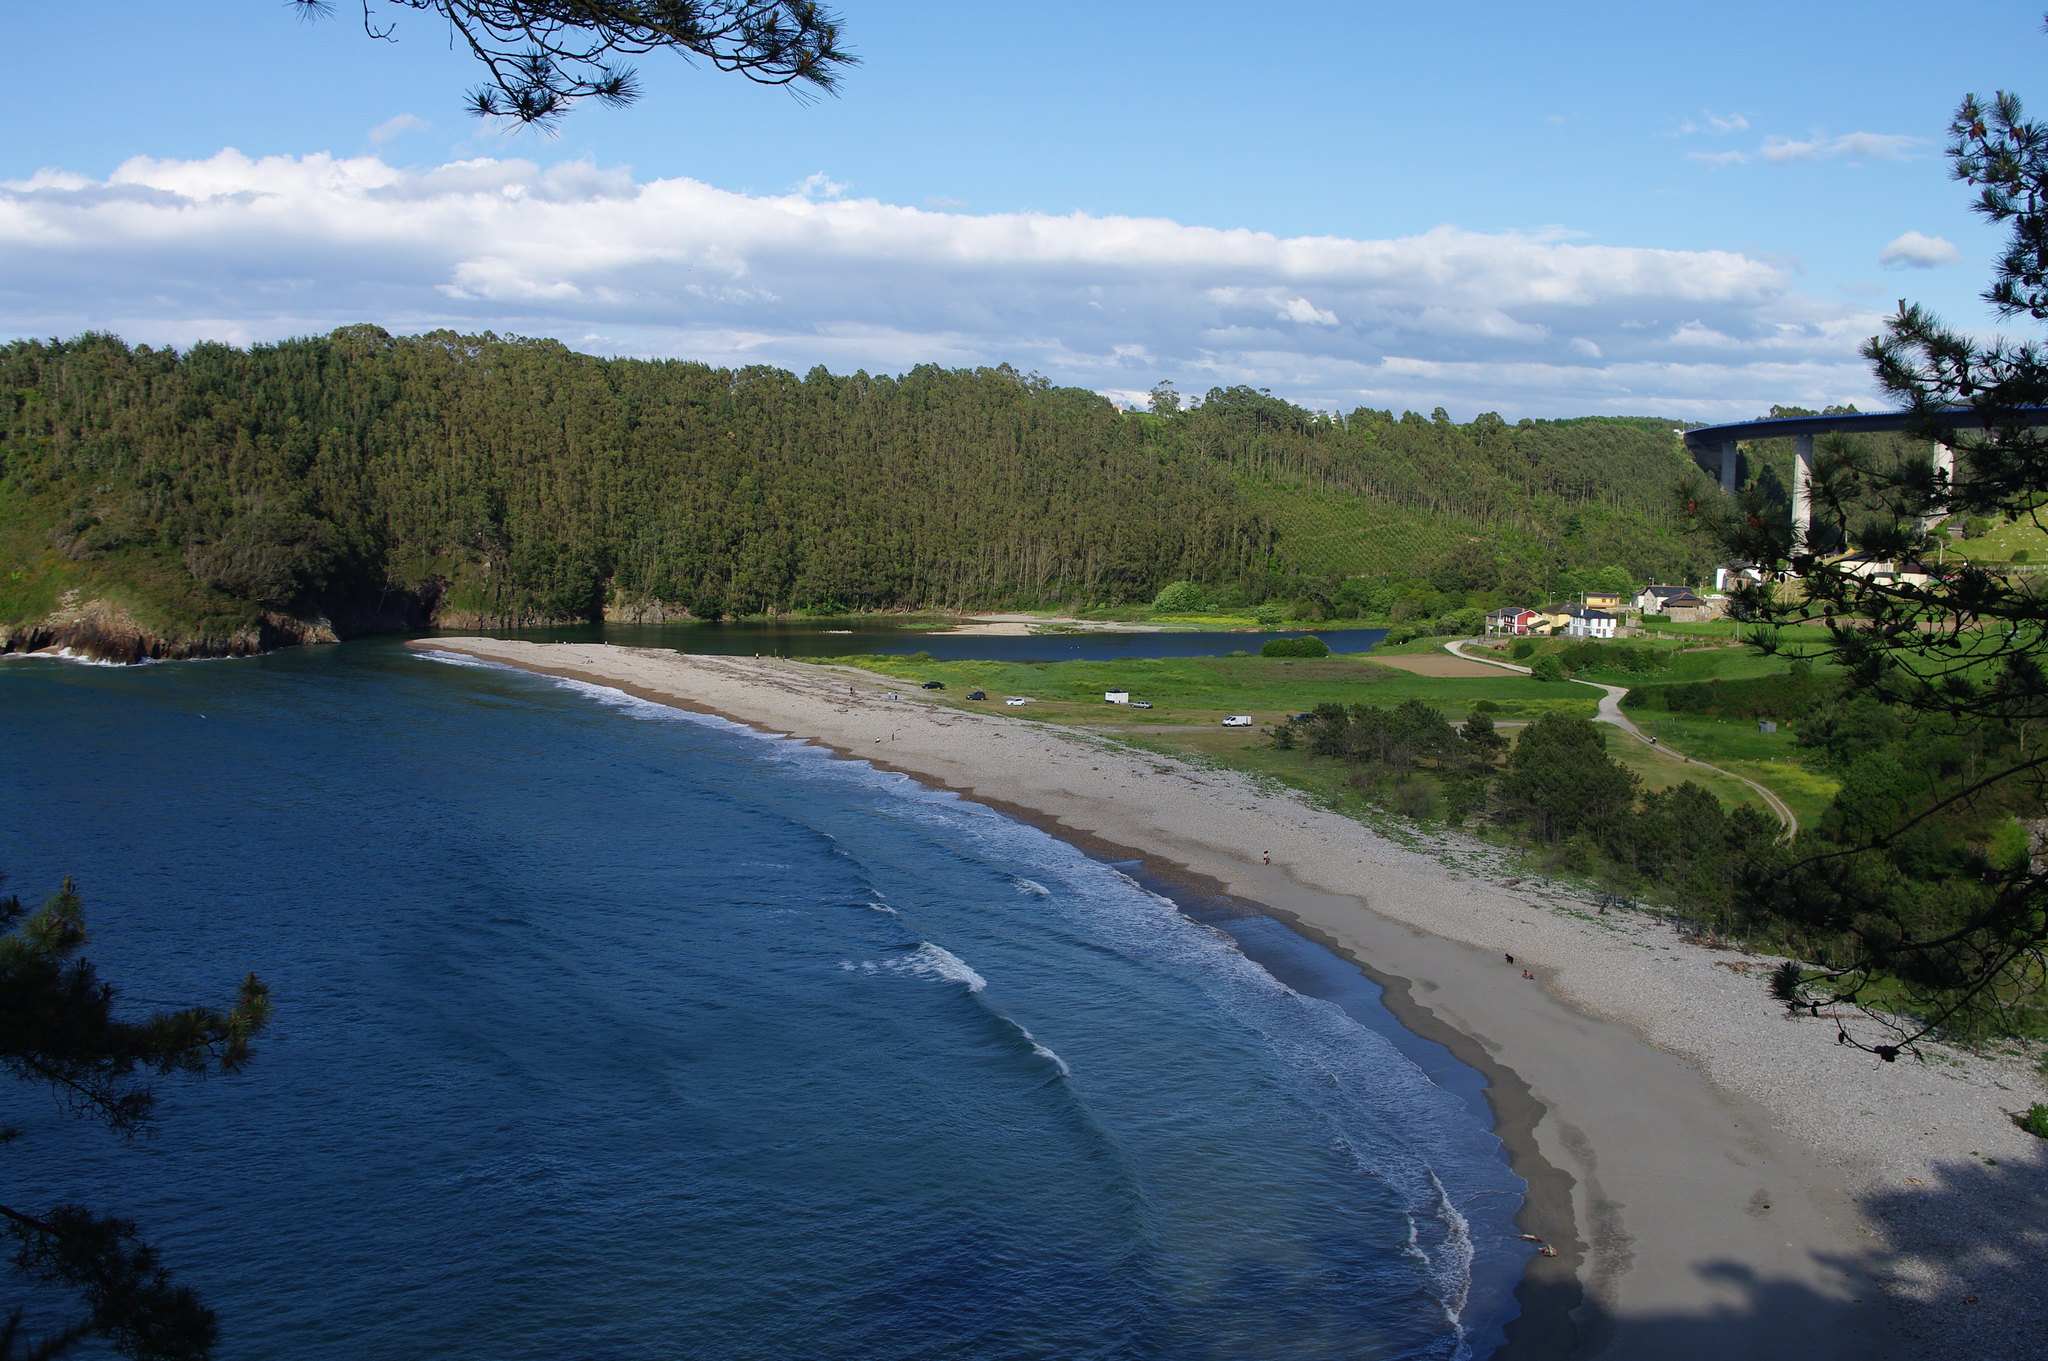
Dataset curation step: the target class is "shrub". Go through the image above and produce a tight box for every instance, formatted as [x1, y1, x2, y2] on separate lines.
[1254, 603, 1286, 627]
[1530, 654, 1565, 682]
[1151, 580, 1207, 612]
[1390, 776, 1437, 820]
[1262, 636, 1331, 658]
[1511, 639, 1537, 659]
[2014, 549, 2033, 565]
[2023, 1103, 2048, 1139]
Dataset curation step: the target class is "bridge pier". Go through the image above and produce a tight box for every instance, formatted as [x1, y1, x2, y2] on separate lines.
[1925, 442, 1955, 531]
[1720, 441, 1738, 494]
[1792, 434, 1813, 551]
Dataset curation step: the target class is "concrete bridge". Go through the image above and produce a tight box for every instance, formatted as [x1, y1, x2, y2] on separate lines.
[1680, 408, 2048, 547]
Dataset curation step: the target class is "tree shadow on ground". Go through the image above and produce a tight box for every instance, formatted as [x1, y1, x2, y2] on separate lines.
[1521, 1138, 2048, 1361]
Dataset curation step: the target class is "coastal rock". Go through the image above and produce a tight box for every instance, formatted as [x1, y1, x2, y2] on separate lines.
[603, 596, 700, 625]
[0, 592, 349, 664]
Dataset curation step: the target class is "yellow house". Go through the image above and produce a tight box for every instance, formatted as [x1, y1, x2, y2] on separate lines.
[1583, 589, 1625, 610]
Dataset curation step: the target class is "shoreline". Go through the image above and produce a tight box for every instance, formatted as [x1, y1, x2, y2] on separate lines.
[408, 638, 2047, 1361]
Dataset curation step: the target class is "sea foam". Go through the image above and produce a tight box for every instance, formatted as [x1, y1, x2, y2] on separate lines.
[843, 941, 988, 993]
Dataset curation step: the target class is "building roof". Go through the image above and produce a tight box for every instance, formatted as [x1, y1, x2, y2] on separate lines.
[1641, 584, 1692, 599]
[1562, 604, 1615, 620]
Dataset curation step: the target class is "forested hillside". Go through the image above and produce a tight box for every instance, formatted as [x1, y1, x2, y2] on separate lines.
[0, 329, 1714, 657]
[1161, 388, 1706, 593]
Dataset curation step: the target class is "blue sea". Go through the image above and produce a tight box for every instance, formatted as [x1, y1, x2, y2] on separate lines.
[0, 638, 1524, 1360]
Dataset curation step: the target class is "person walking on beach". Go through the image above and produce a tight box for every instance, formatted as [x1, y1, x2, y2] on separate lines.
[1261, 850, 1270, 865]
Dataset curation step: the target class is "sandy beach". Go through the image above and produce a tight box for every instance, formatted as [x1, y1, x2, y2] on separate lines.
[412, 638, 2047, 1361]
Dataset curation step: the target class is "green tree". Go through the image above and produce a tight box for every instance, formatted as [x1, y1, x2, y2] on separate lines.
[1460, 708, 1507, 768]
[1495, 713, 1638, 845]
[1151, 581, 1207, 613]
[1707, 39, 2048, 1056]
[294, 0, 857, 125]
[2, 879, 271, 1359]
[1528, 653, 1564, 682]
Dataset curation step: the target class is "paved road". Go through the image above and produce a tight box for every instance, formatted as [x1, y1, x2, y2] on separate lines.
[1442, 638, 1799, 837]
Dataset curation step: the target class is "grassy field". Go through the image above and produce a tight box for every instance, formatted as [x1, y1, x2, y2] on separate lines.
[1634, 618, 1836, 647]
[814, 652, 1599, 727]
[1600, 726, 1777, 814]
[1941, 513, 2048, 565]
[811, 641, 1845, 826]
[1626, 710, 1842, 827]
[1461, 635, 1790, 677]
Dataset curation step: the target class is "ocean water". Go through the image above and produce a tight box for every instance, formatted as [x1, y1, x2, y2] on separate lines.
[0, 643, 1523, 1359]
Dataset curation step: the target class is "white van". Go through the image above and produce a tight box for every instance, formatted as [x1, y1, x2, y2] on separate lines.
[1221, 715, 1254, 728]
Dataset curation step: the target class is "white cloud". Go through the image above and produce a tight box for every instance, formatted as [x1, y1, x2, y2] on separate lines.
[367, 113, 429, 145]
[1277, 296, 1338, 326]
[1676, 111, 1750, 136]
[1879, 230, 1960, 269]
[0, 149, 1890, 419]
[1760, 131, 1918, 164]
[791, 171, 847, 200]
[1689, 130, 1920, 168]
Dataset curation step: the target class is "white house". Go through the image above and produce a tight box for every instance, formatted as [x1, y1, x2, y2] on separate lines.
[1633, 584, 1695, 615]
[1562, 604, 1617, 639]
[1832, 552, 1937, 587]
[1714, 561, 1764, 592]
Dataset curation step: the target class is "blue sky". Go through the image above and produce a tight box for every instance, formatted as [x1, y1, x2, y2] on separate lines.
[4, 0, 2043, 419]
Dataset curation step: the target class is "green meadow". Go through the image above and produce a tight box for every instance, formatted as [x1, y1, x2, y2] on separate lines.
[813, 637, 1851, 832]
[813, 651, 1597, 727]
[1625, 710, 1841, 827]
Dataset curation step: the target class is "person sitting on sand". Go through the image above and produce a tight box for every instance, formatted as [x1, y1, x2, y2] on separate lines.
[1521, 969, 1534, 980]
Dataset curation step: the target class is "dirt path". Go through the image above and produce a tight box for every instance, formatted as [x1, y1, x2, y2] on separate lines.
[1443, 638, 1799, 836]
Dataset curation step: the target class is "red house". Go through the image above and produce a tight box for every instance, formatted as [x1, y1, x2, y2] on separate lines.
[1485, 607, 1540, 636]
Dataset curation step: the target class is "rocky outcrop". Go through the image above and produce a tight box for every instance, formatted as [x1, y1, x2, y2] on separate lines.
[0, 580, 704, 664]
[603, 596, 700, 625]
[0, 592, 416, 664]
[0, 593, 334, 663]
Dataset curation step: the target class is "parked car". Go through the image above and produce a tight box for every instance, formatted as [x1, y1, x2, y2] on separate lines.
[966, 690, 987, 700]
[1131, 700, 1154, 710]
[1004, 697, 1028, 706]
[1221, 715, 1254, 727]
[921, 681, 945, 690]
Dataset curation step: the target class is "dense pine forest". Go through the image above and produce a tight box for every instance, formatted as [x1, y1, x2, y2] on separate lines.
[0, 329, 1715, 657]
